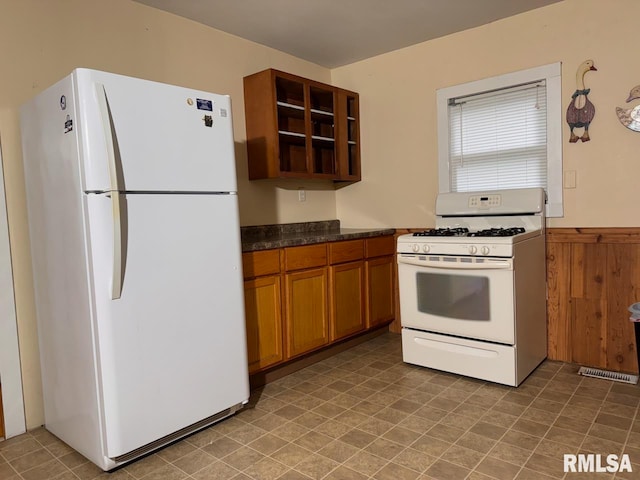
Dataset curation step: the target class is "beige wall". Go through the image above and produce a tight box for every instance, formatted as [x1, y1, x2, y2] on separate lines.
[3, 0, 640, 430]
[0, 0, 337, 429]
[332, 0, 640, 229]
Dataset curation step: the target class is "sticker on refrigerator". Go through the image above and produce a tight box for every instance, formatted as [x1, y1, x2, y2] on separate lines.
[220, 108, 228, 118]
[196, 98, 213, 111]
[64, 114, 73, 133]
[60, 95, 67, 110]
[203, 115, 213, 127]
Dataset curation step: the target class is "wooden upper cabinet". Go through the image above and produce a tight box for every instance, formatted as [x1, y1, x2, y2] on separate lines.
[243, 69, 361, 183]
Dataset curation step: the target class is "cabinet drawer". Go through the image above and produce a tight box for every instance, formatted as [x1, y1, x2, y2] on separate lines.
[329, 240, 364, 264]
[285, 244, 327, 271]
[242, 250, 281, 278]
[365, 236, 395, 258]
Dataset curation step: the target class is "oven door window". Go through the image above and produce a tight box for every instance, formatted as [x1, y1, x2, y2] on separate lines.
[416, 272, 490, 320]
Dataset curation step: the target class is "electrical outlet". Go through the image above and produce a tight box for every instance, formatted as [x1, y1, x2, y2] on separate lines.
[298, 188, 306, 202]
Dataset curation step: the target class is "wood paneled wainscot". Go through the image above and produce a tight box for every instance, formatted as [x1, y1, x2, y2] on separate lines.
[547, 228, 640, 373]
[242, 235, 395, 374]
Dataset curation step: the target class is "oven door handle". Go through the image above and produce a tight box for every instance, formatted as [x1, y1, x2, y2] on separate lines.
[398, 257, 512, 270]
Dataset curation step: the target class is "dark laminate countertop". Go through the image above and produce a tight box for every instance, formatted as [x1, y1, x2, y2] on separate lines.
[241, 220, 395, 252]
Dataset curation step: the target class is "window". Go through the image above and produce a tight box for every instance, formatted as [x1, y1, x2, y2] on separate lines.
[437, 63, 562, 217]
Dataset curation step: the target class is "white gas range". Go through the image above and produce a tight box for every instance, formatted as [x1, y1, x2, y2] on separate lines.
[397, 188, 547, 387]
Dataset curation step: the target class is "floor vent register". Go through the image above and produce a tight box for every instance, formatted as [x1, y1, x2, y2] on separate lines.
[578, 366, 639, 385]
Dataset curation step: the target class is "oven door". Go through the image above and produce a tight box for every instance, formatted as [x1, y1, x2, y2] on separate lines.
[398, 253, 515, 344]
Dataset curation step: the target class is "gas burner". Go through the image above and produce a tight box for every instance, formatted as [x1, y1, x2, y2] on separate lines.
[413, 227, 469, 237]
[468, 227, 526, 237]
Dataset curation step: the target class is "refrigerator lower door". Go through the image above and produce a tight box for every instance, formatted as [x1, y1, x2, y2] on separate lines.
[85, 192, 249, 458]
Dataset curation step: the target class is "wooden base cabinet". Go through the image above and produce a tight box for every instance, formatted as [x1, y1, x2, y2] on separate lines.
[243, 250, 284, 374]
[242, 235, 395, 374]
[328, 239, 366, 341]
[330, 261, 366, 341]
[244, 276, 283, 373]
[285, 267, 329, 358]
[365, 237, 395, 328]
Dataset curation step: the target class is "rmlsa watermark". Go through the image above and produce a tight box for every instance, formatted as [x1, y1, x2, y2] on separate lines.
[564, 454, 632, 473]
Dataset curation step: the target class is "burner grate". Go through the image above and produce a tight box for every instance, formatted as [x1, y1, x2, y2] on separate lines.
[468, 227, 525, 237]
[413, 228, 469, 237]
[412, 227, 528, 238]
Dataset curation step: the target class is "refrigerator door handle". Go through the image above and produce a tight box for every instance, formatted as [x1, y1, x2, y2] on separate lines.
[108, 192, 124, 300]
[95, 84, 121, 193]
[96, 84, 124, 299]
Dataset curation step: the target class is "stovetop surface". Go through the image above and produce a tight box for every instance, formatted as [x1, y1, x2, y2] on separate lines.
[397, 228, 543, 256]
[412, 227, 526, 238]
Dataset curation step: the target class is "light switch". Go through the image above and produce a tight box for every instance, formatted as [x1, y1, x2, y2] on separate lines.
[564, 170, 576, 189]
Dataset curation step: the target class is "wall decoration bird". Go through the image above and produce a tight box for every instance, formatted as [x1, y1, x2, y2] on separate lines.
[615, 84, 640, 132]
[566, 59, 597, 143]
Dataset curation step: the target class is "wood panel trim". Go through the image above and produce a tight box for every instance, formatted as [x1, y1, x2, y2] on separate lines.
[547, 227, 640, 244]
[546, 227, 640, 373]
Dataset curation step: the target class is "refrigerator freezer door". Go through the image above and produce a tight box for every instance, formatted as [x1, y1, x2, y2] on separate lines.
[85, 192, 249, 457]
[75, 68, 238, 193]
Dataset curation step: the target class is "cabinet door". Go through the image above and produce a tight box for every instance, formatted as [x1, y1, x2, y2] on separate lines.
[366, 256, 395, 328]
[244, 276, 284, 373]
[336, 89, 360, 181]
[330, 261, 365, 341]
[285, 268, 329, 358]
[309, 85, 336, 176]
[276, 75, 309, 175]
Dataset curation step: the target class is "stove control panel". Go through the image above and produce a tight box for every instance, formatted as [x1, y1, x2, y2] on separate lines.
[397, 240, 514, 258]
[411, 244, 431, 253]
[468, 194, 501, 208]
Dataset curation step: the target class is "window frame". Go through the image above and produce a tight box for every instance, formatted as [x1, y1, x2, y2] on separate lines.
[436, 62, 563, 217]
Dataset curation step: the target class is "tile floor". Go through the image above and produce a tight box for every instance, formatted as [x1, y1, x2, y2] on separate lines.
[2, 332, 640, 480]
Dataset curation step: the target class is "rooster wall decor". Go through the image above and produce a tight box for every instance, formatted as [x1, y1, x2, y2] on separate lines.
[615, 84, 640, 132]
[566, 59, 597, 143]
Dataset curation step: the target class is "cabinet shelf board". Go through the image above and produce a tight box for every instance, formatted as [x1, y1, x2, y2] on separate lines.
[312, 135, 335, 142]
[310, 108, 334, 117]
[279, 130, 306, 138]
[277, 101, 304, 111]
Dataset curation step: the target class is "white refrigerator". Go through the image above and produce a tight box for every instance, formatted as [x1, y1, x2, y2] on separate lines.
[20, 68, 250, 470]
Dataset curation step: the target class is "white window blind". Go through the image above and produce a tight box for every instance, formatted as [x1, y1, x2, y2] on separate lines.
[448, 81, 547, 192]
[437, 62, 562, 217]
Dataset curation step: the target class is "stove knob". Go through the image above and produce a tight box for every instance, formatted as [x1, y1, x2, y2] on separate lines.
[468, 245, 477, 255]
[481, 246, 490, 255]
[412, 244, 420, 253]
[422, 244, 430, 253]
